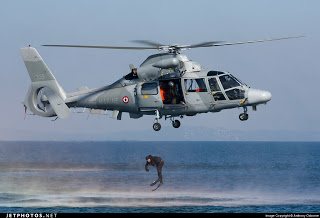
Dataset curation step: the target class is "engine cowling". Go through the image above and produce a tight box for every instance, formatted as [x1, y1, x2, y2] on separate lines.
[152, 58, 179, 69]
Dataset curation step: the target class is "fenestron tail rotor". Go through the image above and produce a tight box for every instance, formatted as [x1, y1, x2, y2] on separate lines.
[42, 36, 304, 54]
[36, 87, 53, 113]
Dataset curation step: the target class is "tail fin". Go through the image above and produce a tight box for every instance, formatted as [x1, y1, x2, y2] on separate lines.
[20, 47, 70, 119]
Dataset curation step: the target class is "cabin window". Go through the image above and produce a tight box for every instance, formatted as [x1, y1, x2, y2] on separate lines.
[219, 75, 240, 89]
[185, 79, 207, 92]
[141, 83, 158, 95]
[225, 88, 245, 100]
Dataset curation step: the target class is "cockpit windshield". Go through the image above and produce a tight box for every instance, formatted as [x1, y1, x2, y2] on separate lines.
[219, 74, 240, 89]
[229, 74, 247, 87]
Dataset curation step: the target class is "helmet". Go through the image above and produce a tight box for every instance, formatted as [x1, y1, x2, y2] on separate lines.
[168, 81, 175, 87]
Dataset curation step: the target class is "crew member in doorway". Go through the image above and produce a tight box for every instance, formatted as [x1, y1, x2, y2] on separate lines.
[168, 81, 177, 104]
[132, 68, 138, 78]
[145, 155, 164, 186]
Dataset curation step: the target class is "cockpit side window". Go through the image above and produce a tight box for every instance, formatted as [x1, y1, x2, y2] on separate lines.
[185, 79, 207, 92]
[213, 92, 226, 101]
[219, 75, 240, 89]
[208, 78, 221, 91]
[225, 88, 245, 100]
[208, 77, 226, 101]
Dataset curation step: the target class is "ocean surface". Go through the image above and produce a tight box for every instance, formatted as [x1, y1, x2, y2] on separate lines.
[0, 141, 319, 213]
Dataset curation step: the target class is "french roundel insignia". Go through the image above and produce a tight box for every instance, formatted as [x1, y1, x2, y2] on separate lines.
[122, 96, 129, 104]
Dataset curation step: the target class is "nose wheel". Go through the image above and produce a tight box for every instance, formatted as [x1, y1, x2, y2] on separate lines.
[239, 113, 249, 121]
[239, 107, 249, 121]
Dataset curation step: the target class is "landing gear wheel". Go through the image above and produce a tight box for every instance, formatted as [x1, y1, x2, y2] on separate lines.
[153, 123, 161, 131]
[172, 120, 181, 128]
[239, 113, 249, 121]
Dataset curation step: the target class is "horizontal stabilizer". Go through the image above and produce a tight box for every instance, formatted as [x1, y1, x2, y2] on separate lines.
[45, 89, 70, 119]
[90, 109, 102, 114]
[77, 86, 89, 91]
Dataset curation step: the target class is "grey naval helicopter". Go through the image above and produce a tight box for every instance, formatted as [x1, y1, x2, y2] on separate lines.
[20, 36, 302, 131]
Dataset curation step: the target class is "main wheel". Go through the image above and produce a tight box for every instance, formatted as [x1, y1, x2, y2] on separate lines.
[239, 113, 249, 121]
[153, 123, 161, 131]
[172, 120, 181, 128]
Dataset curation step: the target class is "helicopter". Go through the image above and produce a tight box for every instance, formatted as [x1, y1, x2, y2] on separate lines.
[20, 36, 302, 131]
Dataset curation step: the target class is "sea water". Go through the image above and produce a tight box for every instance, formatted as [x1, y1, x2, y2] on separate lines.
[0, 141, 319, 213]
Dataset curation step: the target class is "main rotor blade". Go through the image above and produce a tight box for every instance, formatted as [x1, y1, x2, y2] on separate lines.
[202, 36, 305, 47]
[187, 41, 224, 48]
[131, 40, 164, 48]
[42, 36, 304, 51]
[42, 45, 159, 50]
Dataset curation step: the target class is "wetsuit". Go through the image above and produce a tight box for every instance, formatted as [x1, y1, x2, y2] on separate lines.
[145, 155, 164, 186]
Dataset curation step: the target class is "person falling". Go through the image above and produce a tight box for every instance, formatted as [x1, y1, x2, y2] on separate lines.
[145, 155, 164, 189]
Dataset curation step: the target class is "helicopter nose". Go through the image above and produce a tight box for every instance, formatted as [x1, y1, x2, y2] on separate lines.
[247, 89, 272, 105]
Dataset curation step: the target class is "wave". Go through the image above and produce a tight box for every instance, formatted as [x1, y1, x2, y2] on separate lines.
[1, 190, 320, 208]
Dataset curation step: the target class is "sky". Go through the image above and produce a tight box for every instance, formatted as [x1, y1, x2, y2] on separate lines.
[0, 0, 319, 141]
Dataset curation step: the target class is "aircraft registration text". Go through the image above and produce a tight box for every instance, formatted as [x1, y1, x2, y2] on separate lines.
[98, 98, 119, 104]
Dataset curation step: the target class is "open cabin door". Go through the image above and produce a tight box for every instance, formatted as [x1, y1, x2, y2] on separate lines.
[137, 81, 163, 110]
